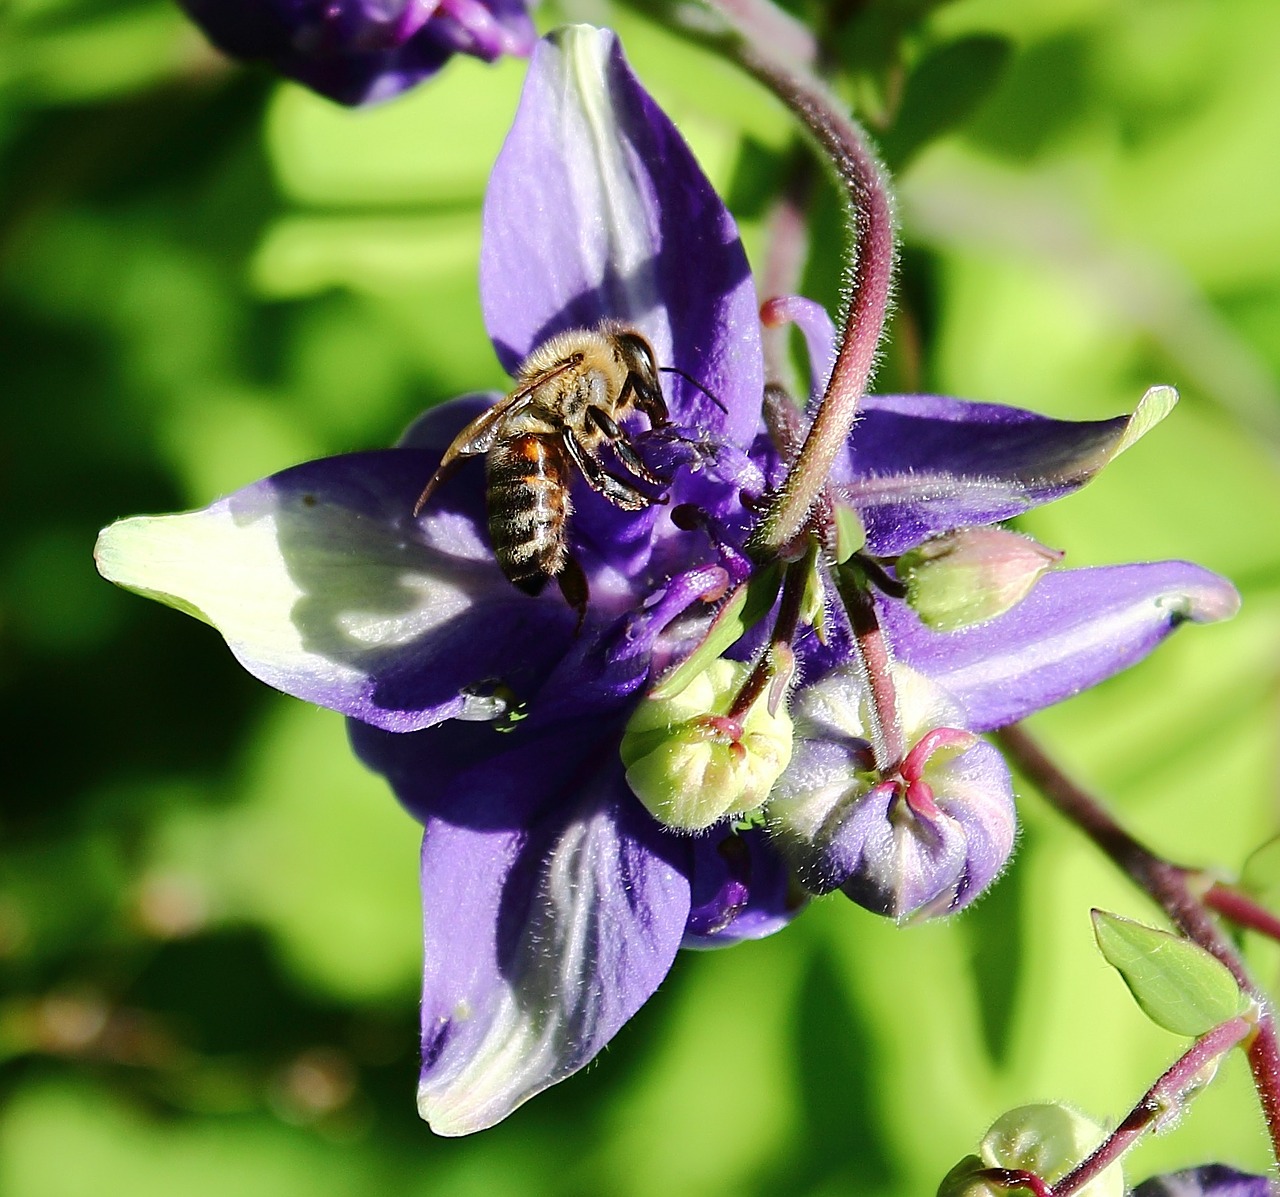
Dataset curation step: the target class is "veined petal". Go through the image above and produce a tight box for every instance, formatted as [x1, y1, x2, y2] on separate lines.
[95, 449, 576, 732]
[843, 387, 1178, 555]
[408, 746, 689, 1134]
[884, 562, 1241, 732]
[481, 25, 763, 445]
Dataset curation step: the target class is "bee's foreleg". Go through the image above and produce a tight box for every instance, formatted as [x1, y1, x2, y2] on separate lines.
[584, 406, 666, 489]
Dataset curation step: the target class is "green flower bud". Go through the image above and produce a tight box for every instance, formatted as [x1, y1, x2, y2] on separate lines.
[898, 528, 1063, 632]
[980, 1103, 1123, 1197]
[621, 660, 793, 833]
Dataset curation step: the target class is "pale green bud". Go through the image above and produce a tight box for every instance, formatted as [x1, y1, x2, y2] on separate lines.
[898, 528, 1063, 631]
[621, 660, 793, 833]
[980, 1103, 1123, 1197]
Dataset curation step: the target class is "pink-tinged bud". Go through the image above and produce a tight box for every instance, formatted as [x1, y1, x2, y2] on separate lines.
[897, 527, 1063, 632]
[766, 666, 1015, 918]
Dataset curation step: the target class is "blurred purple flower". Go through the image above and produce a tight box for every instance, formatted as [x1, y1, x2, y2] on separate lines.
[95, 26, 1239, 1132]
[1133, 1165, 1280, 1196]
[177, 0, 535, 104]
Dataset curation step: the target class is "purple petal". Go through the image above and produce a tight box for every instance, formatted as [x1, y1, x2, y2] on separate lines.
[835, 782, 969, 916]
[355, 722, 689, 1135]
[96, 443, 578, 732]
[177, 0, 532, 105]
[683, 826, 807, 948]
[842, 388, 1175, 555]
[480, 26, 764, 446]
[884, 562, 1241, 732]
[1133, 1166, 1280, 1197]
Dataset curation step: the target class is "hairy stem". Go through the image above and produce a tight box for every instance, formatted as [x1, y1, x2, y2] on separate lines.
[1055, 1016, 1252, 1195]
[835, 569, 904, 770]
[996, 723, 1280, 1165]
[638, 0, 896, 554]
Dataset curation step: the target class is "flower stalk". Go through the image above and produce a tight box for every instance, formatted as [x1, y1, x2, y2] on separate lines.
[637, 0, 896, 555]
[995, 723, 1280, 1166]
[1203, 881, 1280, 944]
[834, 564, 904, 771]
[1055, 1016, 1253, 1196]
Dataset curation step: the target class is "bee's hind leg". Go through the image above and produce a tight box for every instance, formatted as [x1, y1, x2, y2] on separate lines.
[556, 557, 589, 632]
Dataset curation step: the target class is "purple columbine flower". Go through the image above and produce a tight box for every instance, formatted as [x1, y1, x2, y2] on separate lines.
[95, 26, 1239, 1133]
[177, 0, 536, 105]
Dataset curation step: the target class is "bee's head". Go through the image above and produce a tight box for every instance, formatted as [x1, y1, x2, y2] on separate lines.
[613, 329, 669, 425]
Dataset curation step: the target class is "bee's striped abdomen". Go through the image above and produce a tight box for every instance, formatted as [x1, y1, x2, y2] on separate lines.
[486, 434, 572, 595]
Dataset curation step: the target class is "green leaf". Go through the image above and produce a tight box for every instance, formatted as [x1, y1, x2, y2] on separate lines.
[1091, 910, 1250, 1036]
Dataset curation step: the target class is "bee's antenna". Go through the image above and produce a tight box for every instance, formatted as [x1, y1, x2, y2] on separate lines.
[659, 366, 728, 413]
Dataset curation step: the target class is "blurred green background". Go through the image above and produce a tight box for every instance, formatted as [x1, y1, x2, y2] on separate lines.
[3, 0, 1280, 1193]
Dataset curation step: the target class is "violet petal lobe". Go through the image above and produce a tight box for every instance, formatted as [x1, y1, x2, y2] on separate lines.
[1132, 1166, 1280, 1197]
[177, 0, 534, 106]
[840, 387, 1177, 555]
[94, 443, 577, 732]
[683, 826, 807, 948]
[480, 25, 763, 447]
[884, 561, 1241, 732]
[355, 722, 690, 1135]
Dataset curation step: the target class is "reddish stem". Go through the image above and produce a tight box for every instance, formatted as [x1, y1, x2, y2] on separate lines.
[1204, 881, 1280, 943]
[995, 724, 1280, 1165]
[835, 571, 904, 771]
[724, 550, 808, 723]
[1053, 1017, 1253, 1196]
[673, 0, 895, 555]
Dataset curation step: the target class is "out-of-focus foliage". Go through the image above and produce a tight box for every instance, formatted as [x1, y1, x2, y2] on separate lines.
[2, 0, 1279, 1193]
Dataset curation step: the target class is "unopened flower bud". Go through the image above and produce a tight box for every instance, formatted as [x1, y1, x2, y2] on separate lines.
[622, 660, 793, 833]
[979, 1104, 1123, 1197]
[897, 528, 1063, 632]
[767, 666, 1015, 918]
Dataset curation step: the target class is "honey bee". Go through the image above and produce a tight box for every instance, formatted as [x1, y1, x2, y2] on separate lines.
[413, 322, 676, 617]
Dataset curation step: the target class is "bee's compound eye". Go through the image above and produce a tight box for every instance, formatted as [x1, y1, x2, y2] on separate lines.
[620, 332, 658, 379]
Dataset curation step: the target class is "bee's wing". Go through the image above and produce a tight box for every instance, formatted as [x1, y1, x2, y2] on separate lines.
[412, 355, 585, 517]
[411, 388, 536, 516]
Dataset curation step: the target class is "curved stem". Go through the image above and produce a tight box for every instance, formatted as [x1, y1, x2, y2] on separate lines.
[995, 723, 1280, 1166]
[634, 0, 896, 554]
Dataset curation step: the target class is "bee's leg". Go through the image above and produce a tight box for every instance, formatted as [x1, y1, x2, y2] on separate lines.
[412, 456, 466, 517]
[562, 431, 654, 512]
[584, 406, 666, 489]
[556, 556, 589, 631]
[624, 371, 671, 427]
